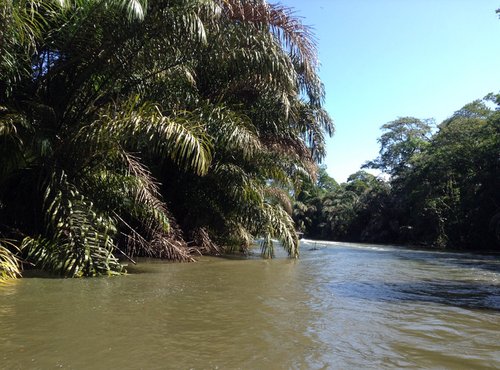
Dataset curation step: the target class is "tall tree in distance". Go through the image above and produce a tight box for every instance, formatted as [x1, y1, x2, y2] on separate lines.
[363, 117, 433, 177]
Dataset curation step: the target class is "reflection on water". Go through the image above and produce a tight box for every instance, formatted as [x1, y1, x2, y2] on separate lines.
[0, 241, 499, 369]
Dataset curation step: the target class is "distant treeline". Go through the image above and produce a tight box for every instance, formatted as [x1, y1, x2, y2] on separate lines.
[294, 96, 500, 251]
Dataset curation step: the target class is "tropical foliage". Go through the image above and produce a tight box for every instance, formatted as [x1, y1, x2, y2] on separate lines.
[295, 96, 500, 251]
[0, 0, 333, 280]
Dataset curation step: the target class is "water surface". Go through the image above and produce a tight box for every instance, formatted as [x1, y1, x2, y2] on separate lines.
[1, 241, 499, 369]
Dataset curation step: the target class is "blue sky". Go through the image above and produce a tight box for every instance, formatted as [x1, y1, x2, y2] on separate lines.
[281, 0, 500, 182]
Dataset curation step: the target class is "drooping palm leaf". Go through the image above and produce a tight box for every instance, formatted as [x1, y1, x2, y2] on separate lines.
[0, 239, 22, 282]
[79, 99, 212, 176]
[23, 170, 124, 277]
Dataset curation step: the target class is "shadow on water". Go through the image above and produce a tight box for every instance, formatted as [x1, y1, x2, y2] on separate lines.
[329, 280, 500, 312]
[393, 250, 500, 275]
[302, 240, 500, 312]
[324, 244, 500, 274]
[18, 269, 67, 279]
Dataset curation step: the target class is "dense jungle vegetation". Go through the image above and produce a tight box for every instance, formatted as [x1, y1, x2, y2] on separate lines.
[0, 0, 333, 280]
[294, 97, 500, 251]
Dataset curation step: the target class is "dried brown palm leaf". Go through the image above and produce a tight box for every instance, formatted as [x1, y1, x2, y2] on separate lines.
[150, 234, 194, 262]
[188, 227, 222, 255]
[260, 134, 312, 161]
[264, 187, 293, 215]
[219, 0, 318, 70]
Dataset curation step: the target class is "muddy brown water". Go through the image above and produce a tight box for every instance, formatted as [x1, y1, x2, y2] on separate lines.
[1, 240, 499, 369]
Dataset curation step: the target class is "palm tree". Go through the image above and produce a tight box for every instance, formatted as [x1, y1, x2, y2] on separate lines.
[1, 0, 212, 278]
[169, 0, 333, 257]
[0, 0, 333, 279]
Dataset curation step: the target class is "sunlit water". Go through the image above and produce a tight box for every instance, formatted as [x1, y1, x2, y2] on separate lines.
[1, 241, 499, 369]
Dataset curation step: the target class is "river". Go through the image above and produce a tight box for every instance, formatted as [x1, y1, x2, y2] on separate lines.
[1, 240, 499, 369]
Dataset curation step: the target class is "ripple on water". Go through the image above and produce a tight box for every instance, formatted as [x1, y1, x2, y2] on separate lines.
[0, 241, 499, 369]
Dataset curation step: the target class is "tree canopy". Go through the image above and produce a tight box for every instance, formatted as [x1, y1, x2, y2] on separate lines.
[363, 117, 433, 177]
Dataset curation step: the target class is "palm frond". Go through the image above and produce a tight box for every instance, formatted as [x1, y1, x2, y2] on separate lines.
[26, 170, 124, 277]
[211, 163, 264, 206]
[219, 0, 320, 99]
[203, 23, 297, 99]
[220, 0, 317, 66]
[260, 233, 274, 259]
[122, 152, 170, 231]
[0, 239, 22, 282]
[81, 150, 171, 235]
[188, 227, 222, 255]
[202, 104, 262, 160]
[119, 0, 147, 20]
[264, 186, 293, 215]
[54, 0, 147, 20]
[258, 202, 299, 258]
[0, 107, 29, 179]
[82, 100, 212, 176]
[149, 233, 194, 261]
